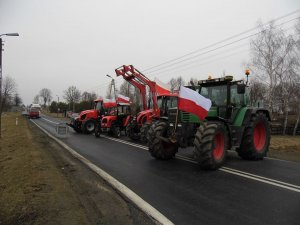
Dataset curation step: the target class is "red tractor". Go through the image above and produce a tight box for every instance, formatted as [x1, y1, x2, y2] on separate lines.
[115, 65, 176, 142]
[99, 102, 132, 138]
[67, 98, 105, 134]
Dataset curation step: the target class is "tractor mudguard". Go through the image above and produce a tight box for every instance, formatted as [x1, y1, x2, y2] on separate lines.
[123, 115, 131, 127]
[232, 107, 270, 127]
[137, 109, 153, 125]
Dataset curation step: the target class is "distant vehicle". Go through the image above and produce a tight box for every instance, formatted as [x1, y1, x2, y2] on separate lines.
[29, 104, 41, 119]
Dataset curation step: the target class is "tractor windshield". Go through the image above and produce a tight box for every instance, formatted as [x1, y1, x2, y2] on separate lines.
[200, 85, 227, 106]
[231, 84, 250, 106]
[159, 96, 178, 116]
[95, 101, 103, 110]
[117, 105, 131, 115]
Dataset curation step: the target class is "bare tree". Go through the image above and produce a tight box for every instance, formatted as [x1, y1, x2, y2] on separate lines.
[187, 77, 198, 86]
[0, 75, 17, 138]
[39, 88, 52, 107]
[33, 95, 42, 104]
[63, 86, 81, 112]
[118, 80, 132, 97]
[168, 78, 177, 92]
[13, 93, 22, 106]
[249, 78, 267, 107]
[292, 19, 300, 135]
[1, 75, 16, 112]
[176, 76, 185, 89]
[168, 76, 186, 92]
[81, 91, 97, 102]
[250, 22, 293, 114]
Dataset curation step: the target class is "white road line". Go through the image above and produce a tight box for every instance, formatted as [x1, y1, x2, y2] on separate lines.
[103, 136, 148, 150]
[103, 136, 300, 193]
[227, 150, 300, 164]
[219, 168, 300, 193]
[41, 116, 60, 125]
[222, 167, 300, 189]
[31, 120, 174, 225]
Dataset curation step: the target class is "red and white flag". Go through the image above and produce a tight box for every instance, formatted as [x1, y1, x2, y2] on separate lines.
[103, 98, 117, 108]
[178, 86, 211, 121]
[154, 78, 171, 95]
[117, 94, 130, 104]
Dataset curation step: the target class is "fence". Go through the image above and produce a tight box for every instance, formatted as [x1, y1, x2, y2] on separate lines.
[270, 123, 300, 135]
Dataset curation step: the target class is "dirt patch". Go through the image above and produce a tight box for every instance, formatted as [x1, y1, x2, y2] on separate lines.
[269, 135, 300, 162]
[0, 113, 155, 225]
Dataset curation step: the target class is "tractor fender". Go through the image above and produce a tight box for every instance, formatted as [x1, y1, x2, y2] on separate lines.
[137, 110, 153, 125]
[241, 108, 271, 127]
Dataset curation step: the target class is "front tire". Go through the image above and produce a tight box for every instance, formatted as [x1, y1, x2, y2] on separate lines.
[112, 126, 121, 138]
[148, 121, 178, 160]
[82, 120, 96, 134]
[237, 112, 270, 160]
[193, 122, 228, 170]
[94, 123, 101, 138]
[73, 120, 82, 133]
[126, 120, 140, 141]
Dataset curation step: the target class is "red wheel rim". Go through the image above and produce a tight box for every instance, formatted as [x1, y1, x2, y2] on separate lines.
[213, 133, 225, 161]
[253, 122, 266, 152]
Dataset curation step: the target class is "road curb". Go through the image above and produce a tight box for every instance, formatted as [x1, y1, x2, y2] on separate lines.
[31, 120, 174, 225]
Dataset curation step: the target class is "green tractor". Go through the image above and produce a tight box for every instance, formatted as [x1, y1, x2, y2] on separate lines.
[148, 73, 271, 170]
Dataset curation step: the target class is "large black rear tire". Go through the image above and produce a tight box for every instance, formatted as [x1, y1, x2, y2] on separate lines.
[237, 112, 270, 160]
[148, 121, 178, 160]
[193, 122, 228, 170]
[140, 123, 150, 143]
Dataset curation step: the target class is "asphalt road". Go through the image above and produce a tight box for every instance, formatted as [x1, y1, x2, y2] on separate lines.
[32, 115, 300, 225]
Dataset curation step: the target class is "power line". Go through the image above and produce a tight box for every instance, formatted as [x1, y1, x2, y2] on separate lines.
[142, 9, 300, 73]
[147, 24, 298, 76]
[85, 11, 300, 95]
[145, 16, 300, 74]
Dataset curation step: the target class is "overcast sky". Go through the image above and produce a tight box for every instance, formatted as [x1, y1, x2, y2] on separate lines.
[1, 0, 299, 105]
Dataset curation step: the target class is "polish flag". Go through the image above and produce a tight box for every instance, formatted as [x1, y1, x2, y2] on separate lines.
[103, 98, 117, 108]
[154, 78, 171, 95]
[178, 86, 212, 121]
[117, 94, 130, 104]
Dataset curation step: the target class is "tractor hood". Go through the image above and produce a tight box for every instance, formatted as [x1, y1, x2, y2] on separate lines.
[79, 109, 96, 117]
[78, 109, 98, 121]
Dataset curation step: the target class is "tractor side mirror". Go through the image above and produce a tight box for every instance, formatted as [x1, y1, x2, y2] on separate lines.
[237, 84, 246, 94]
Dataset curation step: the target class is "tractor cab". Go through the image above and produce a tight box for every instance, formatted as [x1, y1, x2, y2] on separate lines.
[157, 93, 178, 117]
[198, 76, 249, 121]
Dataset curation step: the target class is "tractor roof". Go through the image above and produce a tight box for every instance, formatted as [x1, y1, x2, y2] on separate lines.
[94, 98, 103, 102]
[118, 102, 131, 106]
[198, 76, 243, 87]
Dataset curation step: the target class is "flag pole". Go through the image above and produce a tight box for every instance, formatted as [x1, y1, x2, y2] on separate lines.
[172, 86, 181, 136]
[172, 107, 179, 135]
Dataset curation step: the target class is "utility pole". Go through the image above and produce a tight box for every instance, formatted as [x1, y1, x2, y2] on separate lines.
[0, 37, 3, 138]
